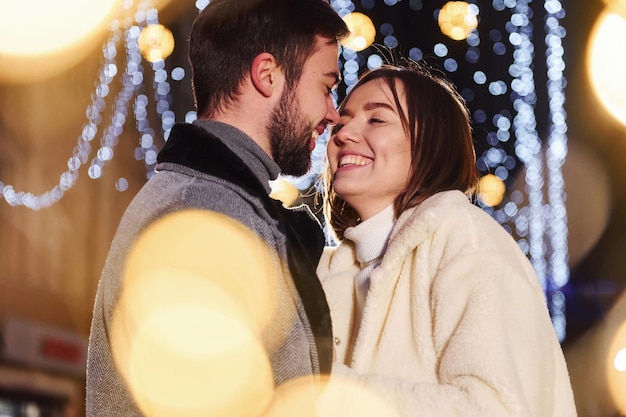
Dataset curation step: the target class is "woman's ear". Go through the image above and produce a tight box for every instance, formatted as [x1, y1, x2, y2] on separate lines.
[250, 52, 283, 98]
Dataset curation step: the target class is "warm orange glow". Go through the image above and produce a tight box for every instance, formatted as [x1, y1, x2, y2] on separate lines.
[0, 0, 119, 83]
[138, 24, 175, 62]
[438, 1, 478, 41]
[111, 210, 281, 417]
[478, 174, 506, 207]
[270, 178, 300, 207]
[341, 12, 376, 52]
[607, 320, 626, 414]
[268, 375, 400, 417]
[587, 6, 626, 127]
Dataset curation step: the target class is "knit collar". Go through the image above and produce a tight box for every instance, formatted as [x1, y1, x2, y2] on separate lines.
[157, 121, 279, 195]
[344, 204, 396, 268]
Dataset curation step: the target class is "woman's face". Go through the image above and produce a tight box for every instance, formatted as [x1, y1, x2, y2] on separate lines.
[327, 78, 412, 221]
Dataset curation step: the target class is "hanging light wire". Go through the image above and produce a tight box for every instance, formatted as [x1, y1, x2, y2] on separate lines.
[0, 0, 171, 209]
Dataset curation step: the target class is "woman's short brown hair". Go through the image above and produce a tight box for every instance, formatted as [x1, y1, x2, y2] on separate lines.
[324, 63, 479, 240]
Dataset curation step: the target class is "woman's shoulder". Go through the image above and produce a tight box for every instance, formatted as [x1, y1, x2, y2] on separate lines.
[317, 242, 359, 282]
[390, 190, 520, 257]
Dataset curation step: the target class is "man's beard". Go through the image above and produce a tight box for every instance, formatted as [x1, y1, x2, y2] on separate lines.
[268, 88, 315, 177]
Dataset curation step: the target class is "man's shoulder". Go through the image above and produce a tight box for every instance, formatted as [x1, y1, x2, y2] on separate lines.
[140, 169, 274, 221]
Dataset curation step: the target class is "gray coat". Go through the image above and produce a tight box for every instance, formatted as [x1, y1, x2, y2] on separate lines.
[86, 120, 332, 416]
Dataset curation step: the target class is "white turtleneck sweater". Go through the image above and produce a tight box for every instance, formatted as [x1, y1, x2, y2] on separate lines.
[343, 204, 396, 326]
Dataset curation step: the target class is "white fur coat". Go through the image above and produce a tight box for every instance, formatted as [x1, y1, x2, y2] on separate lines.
[317, 190, 577, 417]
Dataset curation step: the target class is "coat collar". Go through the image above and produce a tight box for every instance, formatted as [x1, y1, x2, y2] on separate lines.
[157, 122, 273, 196]
[156, 122, 334, 374]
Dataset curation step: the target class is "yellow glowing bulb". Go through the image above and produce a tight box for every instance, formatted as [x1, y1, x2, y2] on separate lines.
[0, 0, 119, 82]
[438, 1, 478, 41]
[587, 9, 626, 127]
[478, 174, 506, 207]
[607, 321, 626, 415]
[0, 0, 118, 56]
[270, 178, 300, 207]
[342, 12, 376, 52]
[138, 24, 175, 62]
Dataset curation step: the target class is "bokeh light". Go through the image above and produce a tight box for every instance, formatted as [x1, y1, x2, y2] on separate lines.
[341, 12, 376, 52]
[268, 375, 400, 417]
[477, 174, 506, 207]
[112, 210, 281, 417]
[270, 177, 300, 207]
[0, 0, 119, 82]
[608, 320, 626, 414]
[587, 6, 626, 126]
[138, 24, 175, 62]
[438, 1, 478, 41]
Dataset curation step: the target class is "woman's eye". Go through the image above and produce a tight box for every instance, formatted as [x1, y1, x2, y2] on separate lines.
[331, 123, 344, 134]
[370, 118, 384, 124]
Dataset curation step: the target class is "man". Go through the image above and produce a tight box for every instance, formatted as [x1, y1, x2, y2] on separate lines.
[86, 0, 349, 415]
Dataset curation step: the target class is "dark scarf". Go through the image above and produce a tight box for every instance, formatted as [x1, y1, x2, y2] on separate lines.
[157, 123, 333, 374]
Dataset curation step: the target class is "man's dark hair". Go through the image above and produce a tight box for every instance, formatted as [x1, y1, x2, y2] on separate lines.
[189, 0, 349, 117]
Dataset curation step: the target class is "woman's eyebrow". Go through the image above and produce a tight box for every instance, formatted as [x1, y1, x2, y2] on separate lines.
[363, 101, 396, 112]
[339, 101, 396, 117]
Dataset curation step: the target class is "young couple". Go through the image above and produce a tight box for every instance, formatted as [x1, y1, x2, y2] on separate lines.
[86, 0, 577, 416]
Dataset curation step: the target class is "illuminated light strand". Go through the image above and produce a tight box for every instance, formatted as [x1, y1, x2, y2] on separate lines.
[1, 7, 128, 209]
[506, 0, 548, 292]
[0, 2, 570, 342]
[543, 0, 569, 341]
[332, 0, 359, 97]
[133, 5, 174, 179]
[87, 23, 142, 182]
[0, 0, 171, 209]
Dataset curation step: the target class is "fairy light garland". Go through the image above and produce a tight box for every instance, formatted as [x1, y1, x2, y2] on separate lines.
[0, 0, 172, 209]
[0, 0, 570, 338]
[543, 0, 569, 341]
[507, 0, 549, 292]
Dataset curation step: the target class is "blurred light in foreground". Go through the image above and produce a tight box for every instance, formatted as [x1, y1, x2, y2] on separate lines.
[112, 210, 280, 417]
[341, 12, 376, 52]
[608, 320, 626, 414]
[614, 348, 626, 371]
[0, 0, 119, 82]
[138, 24, 175, 62]
[587, 7, 626, 126]
[438, 1, 478, 41]
[270, 177, 300, 207]
[269, 375, 400, 417]
[477, 174, 506, 207]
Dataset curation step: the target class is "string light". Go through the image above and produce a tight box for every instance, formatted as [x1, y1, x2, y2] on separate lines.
[0, 0, 174, 209]
[0, 0, 570, 338]
[326, 0, 570, 339]
[506, 0, 548, 294]
[543, 0, 569, 341]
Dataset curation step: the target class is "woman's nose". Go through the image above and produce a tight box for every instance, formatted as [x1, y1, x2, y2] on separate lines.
[332, 122, 359, 145]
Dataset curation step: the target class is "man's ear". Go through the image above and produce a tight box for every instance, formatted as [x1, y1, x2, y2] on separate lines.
[250, 52, 282, 98]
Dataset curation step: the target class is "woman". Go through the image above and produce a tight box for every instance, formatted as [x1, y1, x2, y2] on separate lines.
[318, 63, 577, 417]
